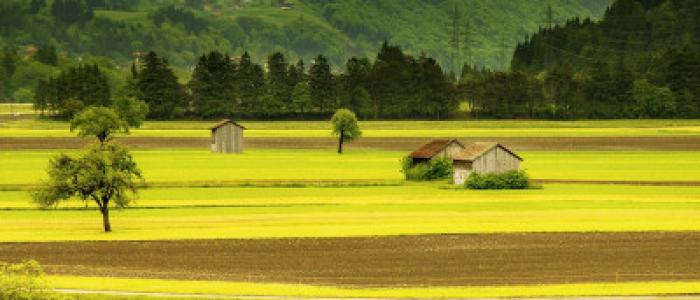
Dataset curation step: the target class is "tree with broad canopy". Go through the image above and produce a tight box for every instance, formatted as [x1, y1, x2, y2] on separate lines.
[330, 108, 361, 154]
[31, 143, 142, 232]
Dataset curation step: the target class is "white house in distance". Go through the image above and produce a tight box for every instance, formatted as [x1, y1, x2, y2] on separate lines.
[452, 142, 523, 185]
[210, 119, 245, 153]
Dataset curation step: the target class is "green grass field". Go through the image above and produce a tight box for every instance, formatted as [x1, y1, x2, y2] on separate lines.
[0, 103, 34, 115]
[0, 183, 698, 241]
[3, 118, 700, 137]
[2, 149, 699, 186]
[47, 276, 700, 298]
[2, 119, 700, 297]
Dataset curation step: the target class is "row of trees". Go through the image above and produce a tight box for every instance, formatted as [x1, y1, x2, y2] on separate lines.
[460, 51, 698, 119]
[37, 42, 458, 120]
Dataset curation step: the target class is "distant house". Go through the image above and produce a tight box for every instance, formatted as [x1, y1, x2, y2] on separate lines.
[452, 143, 523, 184]
[210, 119, 245, 153]
[408, 139, 466, 165]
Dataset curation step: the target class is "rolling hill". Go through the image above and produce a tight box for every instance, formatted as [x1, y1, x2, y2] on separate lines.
[0, 0, 611, 71]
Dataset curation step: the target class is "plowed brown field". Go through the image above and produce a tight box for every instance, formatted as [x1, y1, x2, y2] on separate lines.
[2, 136, 700, 150]
[1, 232, 699, 286]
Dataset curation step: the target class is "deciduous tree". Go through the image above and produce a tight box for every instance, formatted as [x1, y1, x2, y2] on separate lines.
[32, 143, 142, 232]
[330, 108, 361, 154]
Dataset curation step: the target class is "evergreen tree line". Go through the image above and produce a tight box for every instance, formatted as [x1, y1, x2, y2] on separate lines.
[33, 64, 111, 116]
[476, 0, 700, 119]
[35, 42, 457, 120]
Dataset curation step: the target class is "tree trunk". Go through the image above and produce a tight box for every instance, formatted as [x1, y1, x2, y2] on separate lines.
[337, 130, 344, 154]
[101, 206, 112, 232]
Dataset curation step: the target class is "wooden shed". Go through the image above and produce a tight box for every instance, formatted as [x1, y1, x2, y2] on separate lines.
[210, 119, 245, 153]
[452, 143, 523, 185]
[408, 139, 466, 165]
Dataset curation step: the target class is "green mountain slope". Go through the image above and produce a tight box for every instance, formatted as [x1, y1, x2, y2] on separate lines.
[0, 0, 610, 71]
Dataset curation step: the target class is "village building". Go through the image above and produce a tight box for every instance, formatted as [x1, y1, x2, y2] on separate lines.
[452, 142, 523, 185]
[210, 119, 245, 153]
[408, 139, 466, 165]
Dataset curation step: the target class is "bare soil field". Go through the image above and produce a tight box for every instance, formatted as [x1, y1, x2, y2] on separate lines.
[1, 232, 698, 287]
[2, 136, 700, 150]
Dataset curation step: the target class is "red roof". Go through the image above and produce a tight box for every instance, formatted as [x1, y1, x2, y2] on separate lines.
[409, 139, 465, 159]
[210, 119, 246, 130]
[453, 142, 523, 162]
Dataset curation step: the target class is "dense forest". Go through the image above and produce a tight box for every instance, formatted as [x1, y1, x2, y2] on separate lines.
[456, 0, 700, 119]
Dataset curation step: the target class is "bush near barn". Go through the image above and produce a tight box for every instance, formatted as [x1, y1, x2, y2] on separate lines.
[465, 170, 530, 190]
[401, 157, 453, 181]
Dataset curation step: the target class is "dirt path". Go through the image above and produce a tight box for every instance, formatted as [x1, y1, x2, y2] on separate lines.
[2, 232, 699, 287]
[2, 136, 700, 150]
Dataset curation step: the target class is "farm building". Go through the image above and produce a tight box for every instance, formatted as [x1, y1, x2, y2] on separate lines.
[210, 119, 245, 153]
[452, 143, 523, 185]
[408, 139, 466, 165]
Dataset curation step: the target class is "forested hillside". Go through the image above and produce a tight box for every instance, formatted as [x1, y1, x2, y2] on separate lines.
[0, 0, 609, 70]
[457, 0, 700, 119]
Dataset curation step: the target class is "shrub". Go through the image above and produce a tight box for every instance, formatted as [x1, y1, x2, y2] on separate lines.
[401, 157, 453, 181]
[465, 170, 530, 190]
[0, 260, 55, 300]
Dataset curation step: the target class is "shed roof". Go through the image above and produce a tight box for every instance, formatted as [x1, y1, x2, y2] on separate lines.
[210, 119, 246, 130]
[409, 139, 465, 159]
[454, 142, 523, 162]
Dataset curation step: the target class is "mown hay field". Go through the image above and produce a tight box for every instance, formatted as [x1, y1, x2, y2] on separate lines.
[3, 118, 700, 137]
[0, 183, 699, 241]
[1, 149, 699, 185]
[2, 119, 700, 298]
[45, 276, 700, 298]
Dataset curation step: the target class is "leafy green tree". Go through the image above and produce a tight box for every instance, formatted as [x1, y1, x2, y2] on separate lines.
[70, 106, 128, 143]
[112, 96, 149, 128]
[31, 142, 142, 232]
[632, 79, 676, 118]
[291, 81, 312, 113]
[12, 88, 33, 103]
[330, 108, 361, 154]
[61, 98, 85, 117]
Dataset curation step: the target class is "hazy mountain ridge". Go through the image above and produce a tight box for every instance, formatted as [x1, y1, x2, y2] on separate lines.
[0, 0, 611, 71]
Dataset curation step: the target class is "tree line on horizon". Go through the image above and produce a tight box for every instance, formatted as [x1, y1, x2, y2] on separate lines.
[34, 42, 457, 120]
[29, 0, 700, 120]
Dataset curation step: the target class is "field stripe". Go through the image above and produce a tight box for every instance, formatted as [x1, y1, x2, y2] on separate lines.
[47, 276, 700, 298]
